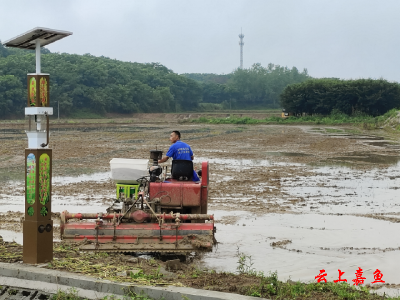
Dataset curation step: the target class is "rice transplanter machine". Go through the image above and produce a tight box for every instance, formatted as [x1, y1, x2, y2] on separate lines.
[60, 150, 215, 253]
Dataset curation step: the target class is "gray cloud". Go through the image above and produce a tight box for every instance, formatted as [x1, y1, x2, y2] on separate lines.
[1, 0, 400, 80]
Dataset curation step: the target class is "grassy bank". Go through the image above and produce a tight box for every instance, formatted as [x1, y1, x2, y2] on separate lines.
[184, 109, 400, 128]
[1, 241, 398, 299]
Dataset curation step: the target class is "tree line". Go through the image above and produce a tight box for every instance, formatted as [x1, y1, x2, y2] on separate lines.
[279, 78, 400, 116]
[1, 38, 313, 118]
[0, 42, 202, 117]
[183, 63, 310, 109]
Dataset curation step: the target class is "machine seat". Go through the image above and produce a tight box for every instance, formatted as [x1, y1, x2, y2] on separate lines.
[171, 160, 193, 180]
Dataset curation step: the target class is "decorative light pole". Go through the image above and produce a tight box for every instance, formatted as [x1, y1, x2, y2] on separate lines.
[3, 28, 72, 264]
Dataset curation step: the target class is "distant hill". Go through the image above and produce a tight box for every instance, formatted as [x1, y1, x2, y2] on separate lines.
[0, 41, 201, 118]
[0, 40, 311, 117]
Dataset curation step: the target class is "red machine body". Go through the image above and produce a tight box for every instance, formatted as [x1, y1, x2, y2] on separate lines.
[149, 161, 209, 215]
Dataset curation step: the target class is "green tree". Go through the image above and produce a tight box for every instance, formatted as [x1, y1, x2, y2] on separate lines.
[228, 63, 310, 108]
[0, 75, 24, 117]
[0, 49, 202, 117]
[280, 78, 400, 116]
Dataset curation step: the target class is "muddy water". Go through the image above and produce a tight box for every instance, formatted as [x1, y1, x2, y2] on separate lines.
[281, 164, 400, 215]
[2, 123, 400, 293]
[197, 127, 400, 289]
[0, 172, 113, 212]
[0, 229, 22, 244]
[53, 171, 110, 184]
[203, 212, 400, 284]
[0, 194, 112, 213]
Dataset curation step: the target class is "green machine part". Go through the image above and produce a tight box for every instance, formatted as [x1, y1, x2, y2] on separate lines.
[116, 184, 139, 200]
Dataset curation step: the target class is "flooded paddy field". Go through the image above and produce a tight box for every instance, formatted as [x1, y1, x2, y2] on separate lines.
[1, 120, 400, 294]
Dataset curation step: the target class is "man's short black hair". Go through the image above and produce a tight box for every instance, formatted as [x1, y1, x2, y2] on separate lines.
[172, 130, 181, 139]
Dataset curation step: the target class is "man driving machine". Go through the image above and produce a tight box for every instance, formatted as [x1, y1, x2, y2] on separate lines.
[158, 130, 200, 181]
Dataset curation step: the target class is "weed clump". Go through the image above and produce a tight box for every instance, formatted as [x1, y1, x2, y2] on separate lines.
[230, 248, 399, 299]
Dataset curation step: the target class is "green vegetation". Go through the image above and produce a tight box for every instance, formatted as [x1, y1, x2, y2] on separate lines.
[187, 108, 400, 128]
[236, 247, 256, 275]
[0, 40, 310, 117]
[241, 273, 400, 299]
[0, 74, 24, 117]
[2, 40, 400, 119]
[7, 289, 17, 295]
[185, 63, 310, 110]
[48, 245, 168, 286]
[0, 42, 202, 117]
[280, 78, 400, 116]
[235, 251, 399, 299]
[52, 289, 81, 300]
[123, 291, 154, 300]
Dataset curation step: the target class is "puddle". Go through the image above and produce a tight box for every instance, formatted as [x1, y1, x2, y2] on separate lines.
[53, 171, 110, 185]
[306, 127, 389, 144]
[0, 194, 113, 213]
[281, 164, 400, 214]
[0, 172, 114, 213]
[325, 134, 352, 138]
[52, 194, 114, 213]
[349, 135, 385, 140]
[0, 229, 60, 245]
[330, 152, 400, 165]
[195, 157, 302, 169]
[204, 212, 400, 285]
[0, 230, 22, 244]
[366, 141, 400, 149]
[195, 157, 271, 168]
[266, 152, 312, 157]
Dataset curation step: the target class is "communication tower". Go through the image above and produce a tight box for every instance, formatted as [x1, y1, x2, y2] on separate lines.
[239, 29, 244, 69]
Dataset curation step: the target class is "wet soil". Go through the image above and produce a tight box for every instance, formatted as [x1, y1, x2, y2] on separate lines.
[0, 239, 271, 296]
[1, 120, 400, 296]
[3, 122, 392, 216]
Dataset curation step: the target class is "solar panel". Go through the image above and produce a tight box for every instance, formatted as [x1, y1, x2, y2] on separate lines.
[3, 27, 72, 49]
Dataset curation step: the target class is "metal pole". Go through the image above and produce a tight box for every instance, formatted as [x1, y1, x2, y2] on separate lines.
[35, 39, 41, 74]
[58, 101, 59, 120]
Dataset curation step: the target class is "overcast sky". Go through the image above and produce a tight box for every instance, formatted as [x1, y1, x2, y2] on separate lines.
[1, 0, 400, 81]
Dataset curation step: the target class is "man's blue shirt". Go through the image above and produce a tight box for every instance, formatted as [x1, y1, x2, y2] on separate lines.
[166, 141, 199, 181]
[166, 141, 193, 160]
